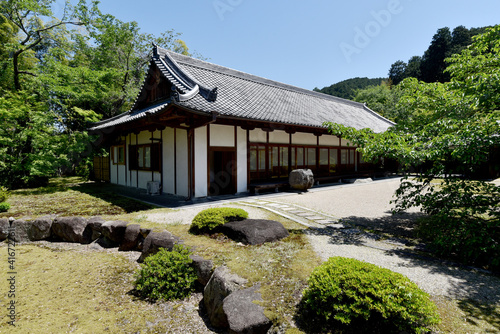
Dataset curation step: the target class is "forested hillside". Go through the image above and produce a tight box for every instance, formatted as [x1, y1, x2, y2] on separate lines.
[313, 77, 385, 100]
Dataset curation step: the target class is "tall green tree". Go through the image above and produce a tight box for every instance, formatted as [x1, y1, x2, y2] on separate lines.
[0, 0, 195, 187]
[325, 25, 500, 271]
[388, 60, 406, 85]
[420, 27, 452, 83]
[404, 56, 422, 80]
[0, 0, 99, 91]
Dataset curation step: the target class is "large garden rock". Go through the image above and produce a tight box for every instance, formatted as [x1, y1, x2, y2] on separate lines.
[12, 219, 30, 242]
[10, 217, 53, 242]
[85, 216, 106, 242]
[190, 255, 213, 287]
[137, 228, 152, 250]
[0, 218, 10, 240]
[204, 266, 248, 328]
[52, 217, 88, 243]
[289, 169, 314, 191]
[221, 219, 289, 245]
[100, 221, 128, 244]
[137, 231, 181, 263]
[119, 224, 141, 251]
[223, 285, 272, 334]
[27, 217, 53, 241]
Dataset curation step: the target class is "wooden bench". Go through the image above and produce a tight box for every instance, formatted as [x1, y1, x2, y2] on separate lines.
[249, 181, 289, 194]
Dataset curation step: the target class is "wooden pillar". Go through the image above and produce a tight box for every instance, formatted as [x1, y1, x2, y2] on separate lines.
[135, 133, 139, 188]
[207, 124, 211, 196]
[174, 128, 177, 194]
[160, 129, 163, 194]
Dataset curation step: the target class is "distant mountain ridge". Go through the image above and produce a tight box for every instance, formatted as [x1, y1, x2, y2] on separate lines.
[313, 77, 386, 100]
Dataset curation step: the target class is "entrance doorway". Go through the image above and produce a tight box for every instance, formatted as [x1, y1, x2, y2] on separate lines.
[209, 149, 236, 196]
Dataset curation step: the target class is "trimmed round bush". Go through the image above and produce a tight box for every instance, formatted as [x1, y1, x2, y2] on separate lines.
[299, 257, 440, 333]
[134, 244, 197, 301]
[0, 202, 10, 213]
[189, 207, 248, 234]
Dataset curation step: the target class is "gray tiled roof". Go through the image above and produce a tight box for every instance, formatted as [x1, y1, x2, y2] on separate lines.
[91, 46, 394, 132]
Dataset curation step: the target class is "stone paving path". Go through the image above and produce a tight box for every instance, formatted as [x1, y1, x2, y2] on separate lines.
[238, 198, 415, 255]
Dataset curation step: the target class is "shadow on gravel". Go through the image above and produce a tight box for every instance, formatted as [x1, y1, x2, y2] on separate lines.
[341, 212, 426, 239]
[383, 248, 500, 305]
[305, 227, 366, 245]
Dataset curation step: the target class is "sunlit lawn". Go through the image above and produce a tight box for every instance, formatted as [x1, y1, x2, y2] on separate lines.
[0, 177, 155, 218]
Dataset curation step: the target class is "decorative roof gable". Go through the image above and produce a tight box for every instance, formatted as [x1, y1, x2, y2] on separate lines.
[152, 44, 217, 103]
[90, 45, 394, 133]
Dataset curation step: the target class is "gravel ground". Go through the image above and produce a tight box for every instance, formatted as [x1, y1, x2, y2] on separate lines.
[144, 204, 274, 226]
[272, 178, 500, 304]
[144, 178, 500, 304]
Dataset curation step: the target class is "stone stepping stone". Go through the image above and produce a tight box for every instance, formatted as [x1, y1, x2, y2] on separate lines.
[288, 210, 306, 215]
[307, 216, 327, 220]
[296, 212, 316, 217]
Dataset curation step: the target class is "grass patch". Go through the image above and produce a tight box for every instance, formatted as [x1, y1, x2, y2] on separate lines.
[432, 296, 500, 333]
[0, 177, 156, 218]
[139, 210, 321, 330]
[0, 244, 206, 333]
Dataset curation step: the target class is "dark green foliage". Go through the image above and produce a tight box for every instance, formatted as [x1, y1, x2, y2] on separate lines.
[388, 25, 490, 84]
[189, 207, 248, 234]
[420, 27, 453, 83]
[399, 178, 500, 272]
[0, 1, 196, 184]
[0, 202, 10, 212]
[298, 257, 440, 334]
[134, 245, 197, 301]
[313, 77, 385, 100]
[388, 60, 406, 85]
[327, 26, 500, 275]
[352, 83, 403, 122]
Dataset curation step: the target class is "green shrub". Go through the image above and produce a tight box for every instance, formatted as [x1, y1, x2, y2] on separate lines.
[0, 202, 9, 213]
[189, 207, 248, 234]
[0, 187, 10, 203]
[298, 257, 440, 334]
[134, 245, 197, 301]
[418, 214, 500, 273]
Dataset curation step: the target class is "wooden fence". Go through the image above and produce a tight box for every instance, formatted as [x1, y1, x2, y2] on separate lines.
[93, 156, 110, 182]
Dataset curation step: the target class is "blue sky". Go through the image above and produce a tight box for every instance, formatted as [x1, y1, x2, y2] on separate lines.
[95, 0, 499, 90]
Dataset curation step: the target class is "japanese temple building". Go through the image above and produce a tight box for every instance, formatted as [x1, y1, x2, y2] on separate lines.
[89, 45, 394, 198]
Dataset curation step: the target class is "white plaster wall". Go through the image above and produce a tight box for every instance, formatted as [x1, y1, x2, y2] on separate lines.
[138, 170, 152, 189]
[292, 132, 317, 145]
[236, 127, 247, 193]
[137, 130, 150, 144]
[319, 135, 340, 146]
[176, 128, 189, 197]
[163, 127, 175, 194]
[109, 156, 117, 184]
[249, 129, 267, 143]
[210, 124, 234, 147]
[117, 165, 127, 186]
[194, 126, 208, 197]
[268, 130, 289, 144]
